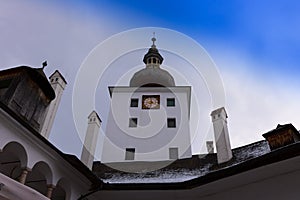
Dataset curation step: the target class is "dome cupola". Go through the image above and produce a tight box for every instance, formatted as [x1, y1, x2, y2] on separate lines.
[130, 35, 175, 87]
[143, 36, 164, 67]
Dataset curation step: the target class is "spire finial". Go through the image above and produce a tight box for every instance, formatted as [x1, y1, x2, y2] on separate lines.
[42, 61, 47, 70]
[151, 32, 156, 47]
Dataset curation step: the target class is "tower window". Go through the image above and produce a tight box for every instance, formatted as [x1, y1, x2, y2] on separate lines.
[129, 118, 138, 127]
[125, 148, 135, 160]
[130, 98, 139, 107]
[167, 98, 175, 107]
[167, 118, 176, 128]
[169, 147, 179, 159]
[153, 58, 157, 64]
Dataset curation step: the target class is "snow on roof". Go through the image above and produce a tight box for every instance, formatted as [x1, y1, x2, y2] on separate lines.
[232, 140, 270, 164]
[98, 140, 271, 184]
[102, 164, 212, 184]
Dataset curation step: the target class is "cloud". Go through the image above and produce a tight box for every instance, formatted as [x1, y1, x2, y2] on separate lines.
[2, 0, 299, 158]
[213, 47, 300, 148]
[0, 0, 120, 156]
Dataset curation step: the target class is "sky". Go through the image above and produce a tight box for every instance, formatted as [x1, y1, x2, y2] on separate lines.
[1, 0, 300, 158]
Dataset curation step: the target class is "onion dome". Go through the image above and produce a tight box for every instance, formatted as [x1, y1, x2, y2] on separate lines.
[130, 35, 175, 87]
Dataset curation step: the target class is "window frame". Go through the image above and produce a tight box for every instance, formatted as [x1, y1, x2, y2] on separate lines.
[129, 118, 138, 127]
[125, 148, 135, 160]
[167, 118, 176, 128]
[130, 98, 139, 107]
[169, 147, 179, 159]
[166, 98, 175, 107]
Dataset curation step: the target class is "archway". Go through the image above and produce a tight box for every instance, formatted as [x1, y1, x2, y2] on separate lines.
[25, 161, 53, 196]
[52, 178, 70, 200]
[0, 141, 28, 181]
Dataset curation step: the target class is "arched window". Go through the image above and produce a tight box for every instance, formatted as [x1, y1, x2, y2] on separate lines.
[25, 161, 53, 196]
[0, 142, 28, 181]
[52, 178, 68, 200]
[153, 58, 157, 64]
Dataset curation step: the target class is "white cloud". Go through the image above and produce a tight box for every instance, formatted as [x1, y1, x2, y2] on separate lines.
[0, 0, 120, 156]
[213, 47, 300, 148]
[2, 0, 299, 158]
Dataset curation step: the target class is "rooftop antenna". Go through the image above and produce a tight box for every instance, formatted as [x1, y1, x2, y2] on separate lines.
[42, 61, 47, 69]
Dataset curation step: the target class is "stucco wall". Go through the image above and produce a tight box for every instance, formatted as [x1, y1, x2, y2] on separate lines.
[0, 108, 91, 200]
[102, 87, 192, 163]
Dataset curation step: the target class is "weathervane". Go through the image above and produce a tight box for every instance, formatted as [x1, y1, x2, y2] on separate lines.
[42, 61, 47, 69]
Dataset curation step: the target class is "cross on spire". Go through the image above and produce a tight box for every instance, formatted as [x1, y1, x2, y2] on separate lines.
[151, 32, 156, 47]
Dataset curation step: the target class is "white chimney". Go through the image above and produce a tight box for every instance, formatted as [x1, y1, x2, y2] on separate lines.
[206, 141, 214, 154]
[41, 70, 67, 138]
[81, 111, 101, 169]
[211, 107, 232, 164]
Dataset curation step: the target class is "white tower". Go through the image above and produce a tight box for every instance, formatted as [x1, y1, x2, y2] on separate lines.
[81, 111, 101, 169]
[102, 37, 192, 163]
[40, 70, 67, 138]
[211, 107, 232, 164]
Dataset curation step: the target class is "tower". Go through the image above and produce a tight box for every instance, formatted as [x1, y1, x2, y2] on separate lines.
[40, 70, 67, 138]
[81, 111, 102, 169]
[0, 66, 56, 132]
[101, 36, 192, 163]
[211, 107, 232, 164]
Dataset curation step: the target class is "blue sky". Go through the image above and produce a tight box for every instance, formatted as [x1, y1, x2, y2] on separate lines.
[1, 0, 300, 157]
[59, 0, 300, 72]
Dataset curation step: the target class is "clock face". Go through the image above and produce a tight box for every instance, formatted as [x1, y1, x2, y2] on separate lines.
[142, 95, 160, 109]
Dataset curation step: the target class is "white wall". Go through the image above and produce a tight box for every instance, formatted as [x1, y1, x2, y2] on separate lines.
[0, 108, 91, 200]
[0, 173, 49, 200]
[102, 87, 192, 163]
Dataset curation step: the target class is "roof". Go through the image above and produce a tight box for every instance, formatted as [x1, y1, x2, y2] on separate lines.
[143, 41, 164, 65]
[49, 70, 67, 84]
[95, 140, 300, 190]
[0, 66, 55, 100]
[129, 67, 175, 87]
[130, 41, 175, 87]
[263, 123, 300, 138]
[210, 107, 227, 117]
[88, 110, 102, 123]
[94, 140, 269, 184]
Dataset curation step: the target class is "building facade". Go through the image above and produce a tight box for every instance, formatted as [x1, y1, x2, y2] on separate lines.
[1, 39, 300, 200]
[0, 66, 100, 200]
[101, 37, 192, 163]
